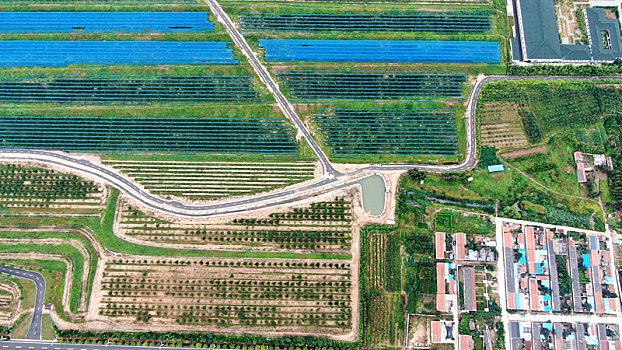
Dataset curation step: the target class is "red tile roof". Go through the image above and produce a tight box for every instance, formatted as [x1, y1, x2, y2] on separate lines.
[437, 293, 447, 312]
[525, 226, 536, 250]
[431, 321, 442, 343]
[459, 335, 473, 350]
[455, 233, 466, 260]
[436, 232, 446, 260]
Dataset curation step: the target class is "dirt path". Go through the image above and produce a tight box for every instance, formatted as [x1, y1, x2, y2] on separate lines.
[499, 157, 600, 205]
[501, 146, 548, 159]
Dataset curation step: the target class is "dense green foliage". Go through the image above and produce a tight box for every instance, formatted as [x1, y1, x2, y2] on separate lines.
[480, 81, 610, 139]
[556, 256, 572, 296]
[55, 328, 355, 350]
[519, 110, 543, 143]
[478, 146, 500, 168]
[507, 60, 622, 76]
[604, 114, 622, 210]
[385, 234, 402, 293]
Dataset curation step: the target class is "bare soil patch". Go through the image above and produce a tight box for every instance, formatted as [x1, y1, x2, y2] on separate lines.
[501, 146, 549, 159]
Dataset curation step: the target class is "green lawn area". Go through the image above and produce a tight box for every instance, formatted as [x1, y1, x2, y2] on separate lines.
[503, 130, 582, 196]
[41, 314, 55, 341]
[10, 313, 32, 339]
[15, 277, 36, 310]
[601, 178, 612, 202]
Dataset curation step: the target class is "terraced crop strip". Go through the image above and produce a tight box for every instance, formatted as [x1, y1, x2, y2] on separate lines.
[240, 11, 491, 33]
[310, 108, 458, 157]
[0, 41, 238, 67]
[0, 164, 104, 215]
[278, 70, 467, 102]
[99, 257, 353, 333]
[0, 276, 18, 323]
[119, 199, 352, 254]
[0, 75, 261, 104]
[0, 12, 214, 33]
[259, 39, 501, 63]
[478, 102, 528, 149]
[103, 161, 315, 200]
[0, 116, 299, 155]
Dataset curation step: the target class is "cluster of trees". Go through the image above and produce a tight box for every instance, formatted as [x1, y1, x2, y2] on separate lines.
[507, 60, 622, 76]
[478, 147, 500, 168]
[181, 229, 349, 250]
[54, 328, 357, 350]
[0, 165, 98, 199]
[604, 114, 622, 210]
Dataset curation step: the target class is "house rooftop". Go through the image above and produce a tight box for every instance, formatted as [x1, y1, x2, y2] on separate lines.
[586, 8, 622, 61]
[577, 162, 588, 183]
[517, 0, 562, 60]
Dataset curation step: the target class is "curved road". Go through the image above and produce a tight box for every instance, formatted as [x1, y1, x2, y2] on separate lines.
[0, 266, 45, 340]
[3, 75, 622, 218]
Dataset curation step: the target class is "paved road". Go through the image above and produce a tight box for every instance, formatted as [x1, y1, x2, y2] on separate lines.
[204, 0, 341, 177]
[0, 340, 233, 350]
[0, 149, 366, 218]
[0, 266, 45, 340]
[3, 76, 622, 218]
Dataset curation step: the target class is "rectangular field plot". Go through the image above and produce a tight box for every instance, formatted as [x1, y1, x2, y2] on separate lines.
[0, 164, 105, 215]
[479, 103, 528, 149]
[119, 199, 352, 254]
[0, 41, 237, 67]
[240, 11, 491, 33]
[259, 39, 500, 63]
[103, 160, 315, 200]
[0, 116, 299, 155]
[0, 75, 261, 103]
[310, 108, 458, 157]
[278, 70, 467, 101]
[0, 12, 214, 33]
[98, 257, 353, 333]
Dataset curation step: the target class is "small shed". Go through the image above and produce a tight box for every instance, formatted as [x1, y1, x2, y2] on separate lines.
[488, 164, 505, 173]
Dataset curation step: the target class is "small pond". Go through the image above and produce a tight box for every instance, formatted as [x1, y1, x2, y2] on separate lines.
[358, 175, 386, 216]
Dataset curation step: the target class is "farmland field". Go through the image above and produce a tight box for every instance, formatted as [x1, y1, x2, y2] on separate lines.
[97, 256, 353, 334]
[239, 11, 492, 33]
[102, 160, 316, 201]
[0, 164, 105, 216]
[0, 116, 299, 155]
[118, 198, 353, 254]
[0, 275, 19, 324]
[478, 102, 528, 150]
[309, 108, 458, 158]
[0, 75, 262, 104]
[0, 161, 362, 339]
[478, 80, 619, 145]
[277, 70, 467, 102]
